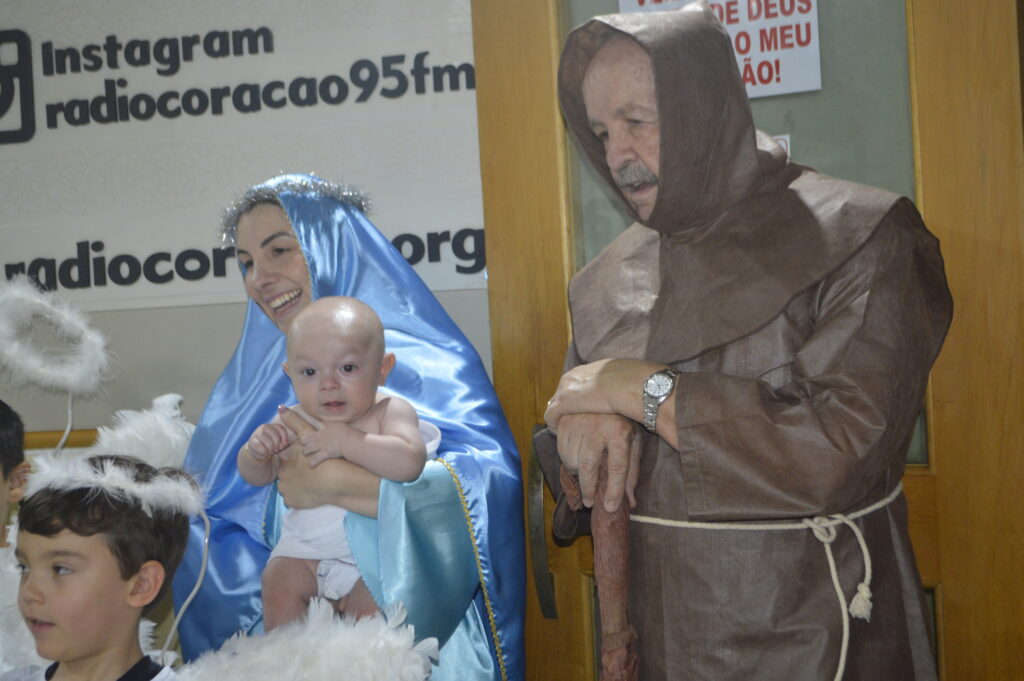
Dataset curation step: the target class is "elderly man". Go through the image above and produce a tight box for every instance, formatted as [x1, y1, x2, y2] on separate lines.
[540, 4, 951, 681]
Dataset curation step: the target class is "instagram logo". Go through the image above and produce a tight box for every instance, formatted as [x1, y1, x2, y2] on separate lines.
[0, 29, 35, 143]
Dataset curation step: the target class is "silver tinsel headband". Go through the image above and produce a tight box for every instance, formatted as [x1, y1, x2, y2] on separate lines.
[219, 175, 371, 246]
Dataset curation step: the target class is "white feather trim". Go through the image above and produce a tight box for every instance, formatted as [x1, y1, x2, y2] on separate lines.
[25, 454, 204, 518]
[90, 394, 196, 470]
[177, 600, 438, 681]
[0, 277, 110, 395]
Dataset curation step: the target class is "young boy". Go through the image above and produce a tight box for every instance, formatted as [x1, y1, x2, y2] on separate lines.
[3, 454, 202, 681]
[237, 296, 428, 631]
[0, 399, 30, 546]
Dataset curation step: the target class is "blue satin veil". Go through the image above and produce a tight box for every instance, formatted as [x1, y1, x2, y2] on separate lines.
[172, 175, 525, 681]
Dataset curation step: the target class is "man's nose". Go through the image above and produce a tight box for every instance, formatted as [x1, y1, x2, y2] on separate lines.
[605, 129, 636, 172]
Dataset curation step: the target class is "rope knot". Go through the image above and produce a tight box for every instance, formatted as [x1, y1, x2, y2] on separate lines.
[849, 583, 873, 621]
[803, 516, 837, 543]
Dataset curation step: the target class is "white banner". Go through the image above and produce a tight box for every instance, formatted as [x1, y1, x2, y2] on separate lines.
[618, 0, 821, 99]
[0, 1, 486, 312]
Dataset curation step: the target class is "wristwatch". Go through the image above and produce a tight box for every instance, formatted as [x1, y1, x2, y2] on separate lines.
[642, 368, 679, 433]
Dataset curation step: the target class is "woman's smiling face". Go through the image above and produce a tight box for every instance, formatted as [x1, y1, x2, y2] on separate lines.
[235, 202, 312, 333]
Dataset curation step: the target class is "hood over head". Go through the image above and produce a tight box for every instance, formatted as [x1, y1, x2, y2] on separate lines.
[559, 1, 763, 235]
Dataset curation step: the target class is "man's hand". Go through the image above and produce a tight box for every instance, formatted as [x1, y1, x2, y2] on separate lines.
[544, 358, 664, 431]
[544, 360, 619, 430]
[554, 413, 641, 512]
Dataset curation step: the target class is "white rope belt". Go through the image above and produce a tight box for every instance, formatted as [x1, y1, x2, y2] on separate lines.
[630, 482, 904, 681]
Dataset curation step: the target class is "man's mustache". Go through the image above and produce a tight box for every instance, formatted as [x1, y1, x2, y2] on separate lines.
[614, 163, 658, 190]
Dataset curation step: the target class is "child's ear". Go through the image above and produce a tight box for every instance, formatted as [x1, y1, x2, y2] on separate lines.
[6, 461, 30, 504]
[281, 361, 290, 376]
[127, 560, 166, 609]
[379, 353, 396, 385]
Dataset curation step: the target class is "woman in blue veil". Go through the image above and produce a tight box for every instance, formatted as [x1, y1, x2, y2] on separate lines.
[172, 174, 525, 681]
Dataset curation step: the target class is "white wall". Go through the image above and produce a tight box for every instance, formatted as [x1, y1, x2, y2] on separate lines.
[2, 290, 491, 432]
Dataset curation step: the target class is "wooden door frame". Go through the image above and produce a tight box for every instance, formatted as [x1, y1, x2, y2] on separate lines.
[471, 1, 1024, 678]
[906, 2, 1024, 679]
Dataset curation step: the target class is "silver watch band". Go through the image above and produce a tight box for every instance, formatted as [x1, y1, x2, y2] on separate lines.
[643, 398, 661, 432]
[642, 369, 679, 433]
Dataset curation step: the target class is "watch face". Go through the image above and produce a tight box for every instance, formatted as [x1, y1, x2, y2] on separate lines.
[646, 372, 674, 398]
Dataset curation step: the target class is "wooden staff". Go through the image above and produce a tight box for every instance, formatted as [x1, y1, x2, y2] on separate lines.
[560, 463, 638, 681]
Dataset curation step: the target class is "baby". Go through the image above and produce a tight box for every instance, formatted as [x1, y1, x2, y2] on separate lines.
[237, 296, 428, 630]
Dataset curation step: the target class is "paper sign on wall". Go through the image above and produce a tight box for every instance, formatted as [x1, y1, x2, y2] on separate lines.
[618, 0, 821, 98]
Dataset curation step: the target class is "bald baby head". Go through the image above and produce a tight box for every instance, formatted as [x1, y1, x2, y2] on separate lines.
[288, 296, 385, 361]
[283, 296, 395, 424]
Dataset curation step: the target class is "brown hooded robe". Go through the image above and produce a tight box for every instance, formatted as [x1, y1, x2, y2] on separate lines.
[538, 4, 951, 680]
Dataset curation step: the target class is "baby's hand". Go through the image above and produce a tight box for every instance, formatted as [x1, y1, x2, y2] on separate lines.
[298, 422, 347, 467]
[246, 423, 292, 462]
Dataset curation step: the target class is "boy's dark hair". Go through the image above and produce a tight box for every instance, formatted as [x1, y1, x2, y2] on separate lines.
[0, 399, 25, 478]
[18, 454, 194, 613]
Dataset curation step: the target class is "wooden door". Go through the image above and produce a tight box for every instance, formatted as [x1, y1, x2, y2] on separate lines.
[471, 2, 596, 677]
[905, 1, 1024, 677]
[472, 1, 1024, 679]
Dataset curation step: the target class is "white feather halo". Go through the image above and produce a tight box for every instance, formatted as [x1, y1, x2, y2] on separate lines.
[24, 453, 204, 517]
[0, 276, 110, 395]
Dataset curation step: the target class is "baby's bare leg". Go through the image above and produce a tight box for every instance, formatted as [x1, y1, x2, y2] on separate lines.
[262, 556, 319, 631]
[332, 578, 381, 619]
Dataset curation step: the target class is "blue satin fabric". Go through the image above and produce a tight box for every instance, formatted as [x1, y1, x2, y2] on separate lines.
[172, 175, 524, 680]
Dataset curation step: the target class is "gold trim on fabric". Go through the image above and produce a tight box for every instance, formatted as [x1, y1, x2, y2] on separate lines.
[437, 458, 508, 681]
